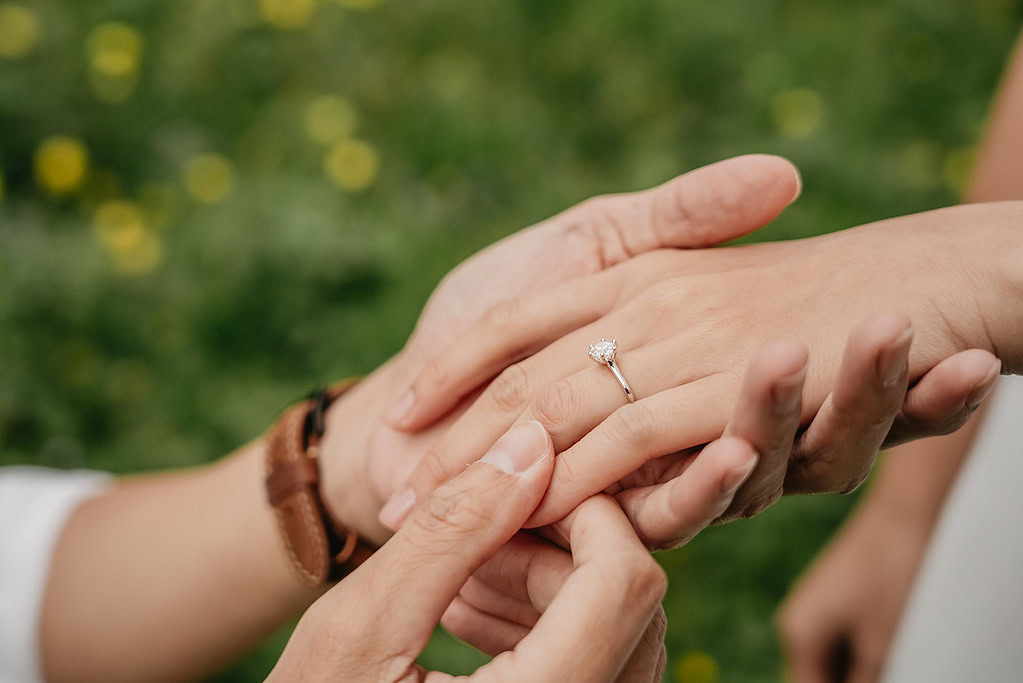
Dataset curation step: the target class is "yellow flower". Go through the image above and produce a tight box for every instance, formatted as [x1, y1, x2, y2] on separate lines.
[324, 138, 379, 192]
[305, 95, 357, 145]
[331, 0, 382, 9]
[771, 88, 822, 140]
[34, 136, 89, 195]
[93, 200, 162, 274]
[674, 651, 719, 683]
[183, 153, 234, 204]
[86, 22, 143, 103]
[260, 0, 317, 30]
[0, 4, 39, 60]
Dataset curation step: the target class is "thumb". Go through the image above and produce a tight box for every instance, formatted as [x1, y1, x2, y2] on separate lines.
[581, 154, 802, 261]
[350, 421, 554, 658]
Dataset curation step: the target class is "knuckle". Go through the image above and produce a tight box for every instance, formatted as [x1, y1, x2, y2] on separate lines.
[420, 358, 451, 393]
[618, 551, 668, 607]
[606, 400, 662, 446]
[733, 484, 783, 520]
[531, 379, 579, 428]
[483, 297, 521, 333]
[419, 479, 491, 539]
[488, 363, 532, 413]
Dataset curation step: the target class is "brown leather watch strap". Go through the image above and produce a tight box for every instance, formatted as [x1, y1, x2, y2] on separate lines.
[265, 379, 374, 586]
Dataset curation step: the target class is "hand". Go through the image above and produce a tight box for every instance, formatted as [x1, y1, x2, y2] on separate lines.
[316, 154, 803, 543]
[777, 497, 932, 683]
[269, 422, 669, 682]
[386, 203, 1013, 538]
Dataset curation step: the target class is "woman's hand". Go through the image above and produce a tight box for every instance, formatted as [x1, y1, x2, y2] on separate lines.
[269, 422, 670, 682]
[384, 203, 1018, 537]
[777, 496, 933, 683]
[316, 154, 803, 544]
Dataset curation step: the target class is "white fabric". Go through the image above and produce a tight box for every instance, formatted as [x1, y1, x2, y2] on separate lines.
[884, 374, 1023, 682]
[0, 467, 111, 683]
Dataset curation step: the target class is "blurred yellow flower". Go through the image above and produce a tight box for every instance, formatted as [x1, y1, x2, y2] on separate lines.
[34, 136, 89, 195]
[87, 23, 143, 77]
[674, 651, 719, 683]
[260, 0, 317, 30]
[771, 88, 822, 140]
[0, 4, 39, 59]
[93, 200, 163, 274]
[305, 95, 357, 145]
[331, 0, 383, 9]
[94, 200, 146, 251]
[86, 22, 143, 103]
[324, 138, 379, 191]
[183, 153, 234, 204]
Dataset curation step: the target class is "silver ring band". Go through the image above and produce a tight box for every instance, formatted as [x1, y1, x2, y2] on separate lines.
[605, 358, 635, 403]
[588, 338, 636, 404]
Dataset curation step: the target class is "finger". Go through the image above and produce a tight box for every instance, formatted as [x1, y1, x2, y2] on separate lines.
[470, 533, 573, 615]
[458, 575, 540, 627]
[527, 374, 736, 528]
[884, 348, 1001, 446]
[616, 604, 668, 683]
[479, 495, 667, 682]
[785, 314, 913, 495]
[387, 338, 705, 530]
[387, 273, 620, 431]
[388, 155, 801, 432]
[719, 340, 808, 521]
[616, 436, 758, 549]
[581, 154, 801, 258]
[328, 421, 554, 662]
[440, 597, 530, 657]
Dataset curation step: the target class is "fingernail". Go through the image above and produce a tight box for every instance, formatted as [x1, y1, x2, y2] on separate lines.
[721, 450, 759, 496]
[877, 326, 914, 388]
[385, 390, 415, 427]
[772, 368, 806, 416]
[378, 487, 416, 531]
[966, 359, 1001, 410]
[480, 421, 548, 474]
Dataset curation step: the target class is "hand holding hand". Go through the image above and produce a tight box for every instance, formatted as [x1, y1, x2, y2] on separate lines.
[270, 422, 668, 682]
[317, 155, 804, 543]
[387, 203, 1012, 540]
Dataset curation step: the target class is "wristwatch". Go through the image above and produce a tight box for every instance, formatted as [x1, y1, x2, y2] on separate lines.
[264, 380, 375, 586]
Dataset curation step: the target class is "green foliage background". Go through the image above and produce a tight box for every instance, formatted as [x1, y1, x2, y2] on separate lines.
[1, 0, 1020, 680]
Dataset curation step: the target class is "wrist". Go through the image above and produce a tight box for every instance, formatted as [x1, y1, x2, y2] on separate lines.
[318, 356, 405, 546]
[980, 201, 1023, 373]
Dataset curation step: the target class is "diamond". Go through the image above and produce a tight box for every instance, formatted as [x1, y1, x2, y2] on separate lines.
[588, 338, 617, 364]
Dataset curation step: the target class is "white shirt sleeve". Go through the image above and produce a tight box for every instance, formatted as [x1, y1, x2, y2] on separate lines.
[0, 467, 112, 683]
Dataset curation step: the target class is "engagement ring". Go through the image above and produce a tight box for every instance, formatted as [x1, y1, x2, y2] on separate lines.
[588, 338, 636, 403]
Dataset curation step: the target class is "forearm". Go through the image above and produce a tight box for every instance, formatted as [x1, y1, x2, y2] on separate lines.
[968, 32, 1023, 204]
[40, 441, 322, 683]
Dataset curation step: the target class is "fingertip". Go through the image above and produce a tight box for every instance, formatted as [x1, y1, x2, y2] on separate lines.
[965, 353, 1002, 409]
[705, 436, 759, 495]
[750, 339, 809, 384]
[853, 312, 913, 350]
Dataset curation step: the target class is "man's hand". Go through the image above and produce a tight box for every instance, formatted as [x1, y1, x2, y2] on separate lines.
[316, 155, 803, 543]
[270, 422, 669, 682]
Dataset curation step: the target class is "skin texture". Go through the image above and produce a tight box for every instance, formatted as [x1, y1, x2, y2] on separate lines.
[385, 201, 1020, 542]
[777, 32, 1023, 683]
